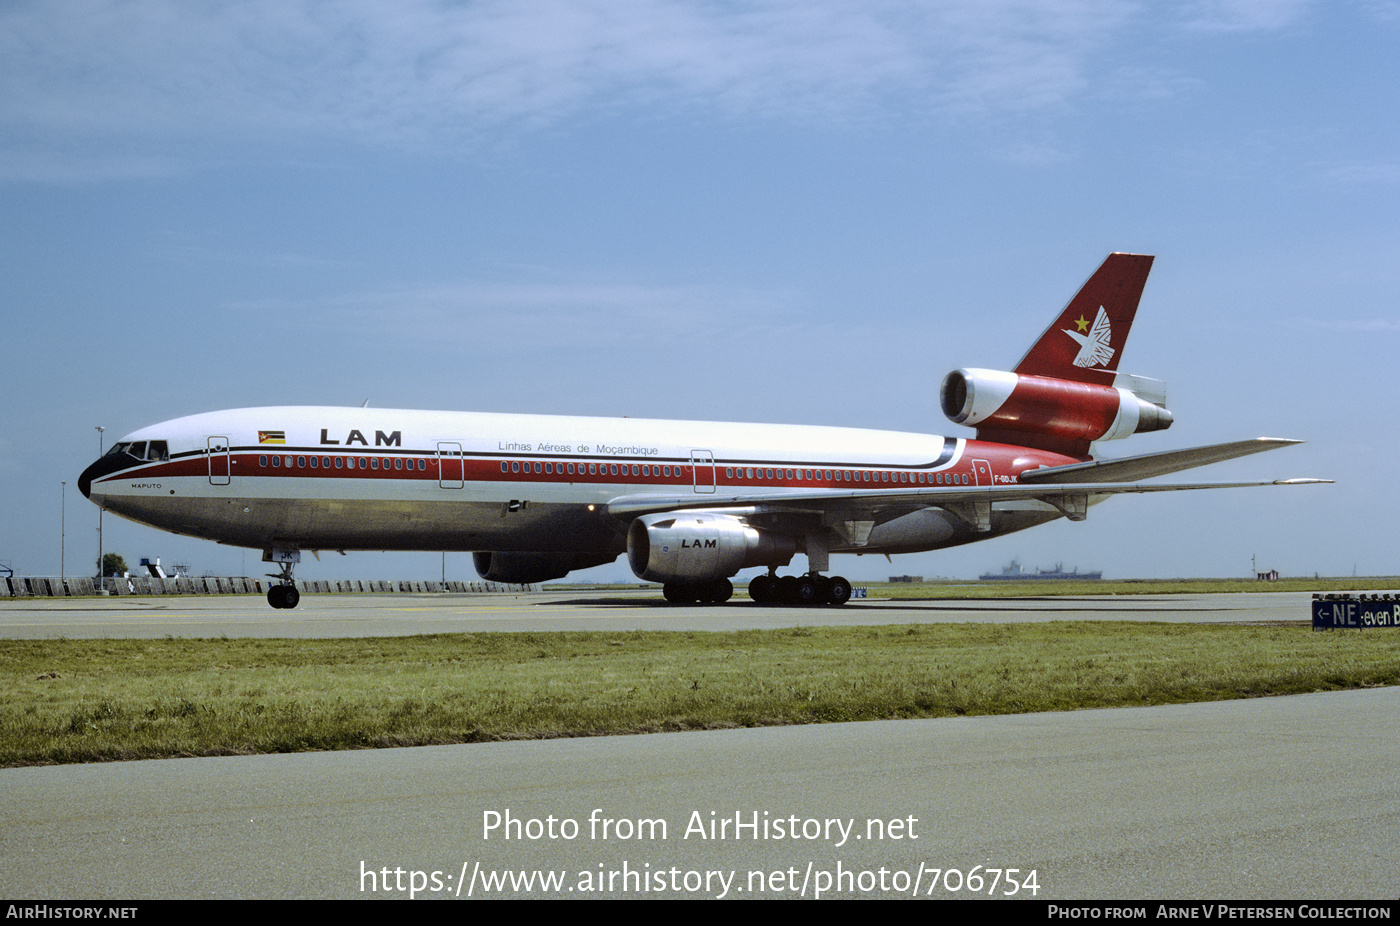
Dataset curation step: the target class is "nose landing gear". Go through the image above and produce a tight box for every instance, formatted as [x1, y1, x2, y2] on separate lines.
[263, 547, 302, 609]
[267, 582, 300, 609]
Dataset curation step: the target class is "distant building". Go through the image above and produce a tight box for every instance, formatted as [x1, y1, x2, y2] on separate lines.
[888, 575, 924, 583]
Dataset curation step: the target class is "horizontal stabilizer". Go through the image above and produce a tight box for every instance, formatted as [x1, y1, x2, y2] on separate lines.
[1017, 438, 1304, 484]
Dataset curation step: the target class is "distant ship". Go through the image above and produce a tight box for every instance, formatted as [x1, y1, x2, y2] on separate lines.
[980, 559, 1102, 581]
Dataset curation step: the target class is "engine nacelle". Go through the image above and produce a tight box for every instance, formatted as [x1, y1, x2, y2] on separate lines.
[627, 512, 796, 583]
[472, 550, 619, 584]
[941, 368, 1171, 443]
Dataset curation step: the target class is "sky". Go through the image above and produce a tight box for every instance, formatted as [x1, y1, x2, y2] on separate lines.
[1, 0, 1395, 585]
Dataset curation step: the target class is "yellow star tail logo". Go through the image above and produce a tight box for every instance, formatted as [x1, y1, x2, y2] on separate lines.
[1061, 306, 1114, 368]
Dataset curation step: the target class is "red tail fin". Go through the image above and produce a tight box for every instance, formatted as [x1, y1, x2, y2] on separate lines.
[1013, 253, 1154, 383]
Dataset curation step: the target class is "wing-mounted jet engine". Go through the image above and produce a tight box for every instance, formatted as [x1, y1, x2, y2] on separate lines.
[472, 550, 620, 585]
[626, 512, 801, 604]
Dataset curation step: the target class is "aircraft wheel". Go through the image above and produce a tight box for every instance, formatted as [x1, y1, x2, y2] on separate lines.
[748, 574, 776, 604]
[663, 582, 689, 603]
[282, 585, 300, 609]
[267, 586, 285, 609]
[710, 578, 733, 603]
[795, 575, 820, 606]
[827, 576, 852, 606]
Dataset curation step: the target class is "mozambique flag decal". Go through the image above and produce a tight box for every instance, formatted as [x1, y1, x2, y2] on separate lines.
[258, 430, 286, 444]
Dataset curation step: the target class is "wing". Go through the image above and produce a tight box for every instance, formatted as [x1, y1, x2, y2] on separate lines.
[1017, 437, 1307, 483]
[606, 437, 1329, 535]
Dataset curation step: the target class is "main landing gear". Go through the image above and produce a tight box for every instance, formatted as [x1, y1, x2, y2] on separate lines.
[748, 571, 852, 607]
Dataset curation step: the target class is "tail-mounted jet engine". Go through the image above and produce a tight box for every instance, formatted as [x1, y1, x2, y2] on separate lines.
[940, 367, 1171, 452]
[627, 512, 796, 602]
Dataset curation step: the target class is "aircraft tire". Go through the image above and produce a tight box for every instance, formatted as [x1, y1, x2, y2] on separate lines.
[267, 586, 284, 609]
[827, 576, 852, 606]
[282, 586, 300, 609]
[748, 574, 776, 604]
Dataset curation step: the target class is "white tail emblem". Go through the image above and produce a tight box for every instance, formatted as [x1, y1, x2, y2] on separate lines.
[1062, 306, 1114, 368]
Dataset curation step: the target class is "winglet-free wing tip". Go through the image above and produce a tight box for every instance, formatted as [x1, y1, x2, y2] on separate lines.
[1271, 478, 1333, 485]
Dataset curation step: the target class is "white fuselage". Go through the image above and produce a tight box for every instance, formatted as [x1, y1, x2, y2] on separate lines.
[82, 406, 1069, 557]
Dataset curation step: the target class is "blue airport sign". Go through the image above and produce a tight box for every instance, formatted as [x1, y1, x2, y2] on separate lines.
[1312, 597, 1399, 630]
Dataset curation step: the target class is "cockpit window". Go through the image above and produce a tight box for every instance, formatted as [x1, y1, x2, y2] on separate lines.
[104, 440, 169, 462]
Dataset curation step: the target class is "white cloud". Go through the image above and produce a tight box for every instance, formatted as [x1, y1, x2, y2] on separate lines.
[1291, 317, 1400, 332]
[1321, 160, 1400, 185]
[230, 277, 805, 352]
[1178, 0, 1313, 32]
[0, 0, 1136, 175]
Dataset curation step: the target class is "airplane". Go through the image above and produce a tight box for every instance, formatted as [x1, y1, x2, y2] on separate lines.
[79, 254, 1327, 609]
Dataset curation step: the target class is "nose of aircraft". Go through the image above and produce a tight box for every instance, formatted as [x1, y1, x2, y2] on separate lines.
[78, 453, 127, 501]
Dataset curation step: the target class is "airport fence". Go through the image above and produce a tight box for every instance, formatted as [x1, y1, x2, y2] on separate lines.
[1, 576, 540, 598]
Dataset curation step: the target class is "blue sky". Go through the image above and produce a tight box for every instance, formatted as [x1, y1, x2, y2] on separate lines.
[2, 0, 1394, 584]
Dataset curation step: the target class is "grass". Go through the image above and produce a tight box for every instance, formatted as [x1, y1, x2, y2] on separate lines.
[3, 621, 1399, 767]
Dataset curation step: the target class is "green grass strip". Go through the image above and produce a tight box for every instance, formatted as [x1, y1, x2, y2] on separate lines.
[4, 622, 1399, 767]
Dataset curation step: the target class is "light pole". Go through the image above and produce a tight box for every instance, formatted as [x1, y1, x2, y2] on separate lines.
[95, 426, 104, 592]
[60, 480, 66, 582]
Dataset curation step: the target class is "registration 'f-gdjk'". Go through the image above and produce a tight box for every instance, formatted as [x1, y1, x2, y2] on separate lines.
[79, 254, 1327, 609]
